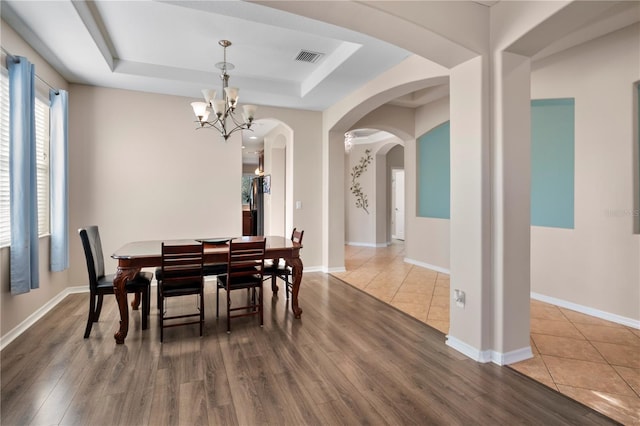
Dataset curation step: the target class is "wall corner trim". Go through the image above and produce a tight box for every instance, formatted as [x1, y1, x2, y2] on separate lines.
[0, 285, 89, 351]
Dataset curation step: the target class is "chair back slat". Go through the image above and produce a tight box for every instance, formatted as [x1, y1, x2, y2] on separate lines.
[161, 243, 204, 283]
[227, 238, 266, 283]
[159, 242, 205, 341]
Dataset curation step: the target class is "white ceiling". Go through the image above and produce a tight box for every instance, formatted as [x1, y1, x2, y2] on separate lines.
[1, 0, 415, 164]
[1, 0, 411, 111]
[3, 0, 638, 164]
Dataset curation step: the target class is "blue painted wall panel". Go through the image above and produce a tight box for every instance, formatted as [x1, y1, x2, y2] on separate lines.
[417, 121, 450, 219]
[531, 98, 575, 229]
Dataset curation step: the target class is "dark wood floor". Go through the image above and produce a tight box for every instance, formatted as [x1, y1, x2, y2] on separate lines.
[1, 273, 618, 426]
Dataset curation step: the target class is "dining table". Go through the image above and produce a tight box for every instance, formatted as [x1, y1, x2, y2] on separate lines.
[111, 235, 303, 344]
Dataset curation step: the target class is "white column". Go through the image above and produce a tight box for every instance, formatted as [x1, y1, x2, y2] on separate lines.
[491, 51, 532, 362]
[448, 55, 493, 359]
[448, 52, 533, 365]
[323, 130, 346, 271]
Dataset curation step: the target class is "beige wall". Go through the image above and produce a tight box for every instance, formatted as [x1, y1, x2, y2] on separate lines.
[255, 106, 323, 268]
[345, 142, 378, 245]
[66, 86, 324, 289]
[530, 24, 640, 320]
[0, 20, 70, 337]
[345, 137, 404, 247]
[68, 84, 243, 285]
[409, 97, 451, 271]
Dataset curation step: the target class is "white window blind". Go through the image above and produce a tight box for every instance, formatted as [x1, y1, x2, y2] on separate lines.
[0, 71, 51, 247]
[0, 71, 10, 246]
[35, 97, 50, 237]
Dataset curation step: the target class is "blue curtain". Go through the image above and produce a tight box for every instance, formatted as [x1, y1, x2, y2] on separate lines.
[8, 56, 39, 294]
[50, 89, 68, 272]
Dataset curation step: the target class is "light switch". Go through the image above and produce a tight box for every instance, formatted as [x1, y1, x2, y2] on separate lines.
[296, 201, 302, 209]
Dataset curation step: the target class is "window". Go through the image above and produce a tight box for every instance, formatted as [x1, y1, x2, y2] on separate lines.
[241, 174, 253, 205]
[0, 71, 50, 247]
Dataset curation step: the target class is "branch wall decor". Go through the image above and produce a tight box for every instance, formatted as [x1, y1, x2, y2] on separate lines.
[350, 149, 373, 214]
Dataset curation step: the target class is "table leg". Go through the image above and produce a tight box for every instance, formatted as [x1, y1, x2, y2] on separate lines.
[288, 257, 303, 318]
[113, 266, 139, 344]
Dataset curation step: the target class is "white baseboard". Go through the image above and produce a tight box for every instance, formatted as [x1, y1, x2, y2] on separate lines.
[346, 241, 390, 248]
[324, 266, 346, 273]
[404, 258, 450, 274]
[531, 292, 640, 329]
[446, 336, 490, 362]
[495, 346, 534, 365]
[0, 285, 89, 351]
[446, 336, 533, 365]
[303, 266, 324, 273]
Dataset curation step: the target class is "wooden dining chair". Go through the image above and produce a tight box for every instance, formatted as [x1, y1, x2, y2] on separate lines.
[79, 226, 152, 338]
[216, 238, 266, 333]
[158, 243, 205, 342]
[155, 264, 226, 311]
[264, 228, 304, 299]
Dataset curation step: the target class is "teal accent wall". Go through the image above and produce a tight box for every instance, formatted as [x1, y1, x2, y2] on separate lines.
[417, 121, 450, 219]
[531, 99, 575, 229]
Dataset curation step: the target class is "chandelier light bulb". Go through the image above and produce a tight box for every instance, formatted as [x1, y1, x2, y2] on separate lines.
[191, 101, 208, 119]
[213, 99, 226, 117]
[224, 87, 239, 107]
[243, 104, 257, 121]
[201, 89, 216, 105]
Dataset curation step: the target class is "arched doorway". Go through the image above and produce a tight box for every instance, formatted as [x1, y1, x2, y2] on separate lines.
[242, 119, 294, 236]
[344, 129, 405, 248]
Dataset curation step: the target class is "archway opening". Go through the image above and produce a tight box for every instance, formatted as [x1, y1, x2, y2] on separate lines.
[344, 128, 405, 249]
[242, 119, 294, 237]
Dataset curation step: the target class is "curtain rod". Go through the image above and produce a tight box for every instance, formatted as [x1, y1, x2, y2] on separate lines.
[1, 46, 60, 95]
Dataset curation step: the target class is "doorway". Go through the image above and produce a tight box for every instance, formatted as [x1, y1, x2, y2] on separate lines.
[392, 169, 405, 240]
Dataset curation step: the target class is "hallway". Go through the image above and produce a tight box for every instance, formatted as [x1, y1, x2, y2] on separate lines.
[331, 242, 640, 425]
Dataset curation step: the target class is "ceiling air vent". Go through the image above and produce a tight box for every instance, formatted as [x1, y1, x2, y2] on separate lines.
[295, 49, 323, 64]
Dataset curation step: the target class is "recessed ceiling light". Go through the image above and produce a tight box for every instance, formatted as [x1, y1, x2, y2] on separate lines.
[249, 136, 258, 140]
[241, 145, 246, 149]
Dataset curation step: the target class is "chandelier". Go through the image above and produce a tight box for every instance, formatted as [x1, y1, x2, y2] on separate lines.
[344, 131, 354, 152]
[191, 40, 257, 140]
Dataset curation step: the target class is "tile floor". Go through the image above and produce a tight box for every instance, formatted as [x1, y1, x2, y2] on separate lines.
[331, 241, 640, 425]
